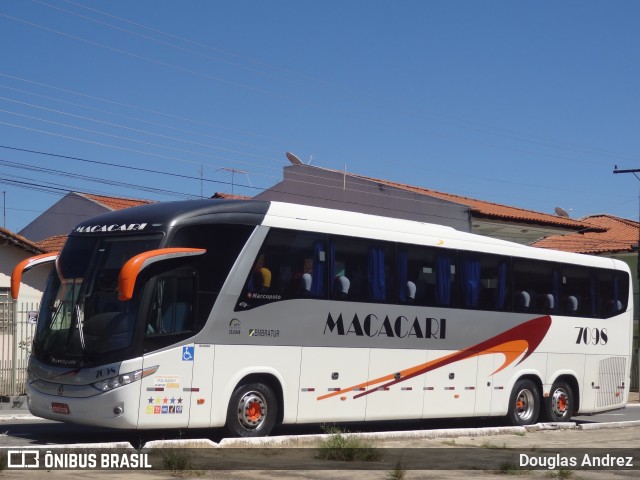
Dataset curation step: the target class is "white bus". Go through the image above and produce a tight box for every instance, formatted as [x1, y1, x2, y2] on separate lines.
[13, 200, 633, 437]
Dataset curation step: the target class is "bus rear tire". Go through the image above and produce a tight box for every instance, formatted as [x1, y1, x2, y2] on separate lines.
[543, 381, 574, 422]
[225, 382, 278, 437]
[507, 379, 540, 426]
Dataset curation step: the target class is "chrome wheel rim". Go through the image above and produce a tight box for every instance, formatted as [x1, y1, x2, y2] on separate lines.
[515, 388, 535, 422]
[237, 391, 267, 430]
[551, 388, 569, 418]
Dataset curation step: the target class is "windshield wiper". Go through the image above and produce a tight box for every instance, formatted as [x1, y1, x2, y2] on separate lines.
[75, 304, 86, 351]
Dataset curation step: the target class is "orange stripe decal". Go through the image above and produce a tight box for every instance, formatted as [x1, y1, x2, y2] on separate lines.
[118, 248, 206, 301]
[318, 315, 552, 401]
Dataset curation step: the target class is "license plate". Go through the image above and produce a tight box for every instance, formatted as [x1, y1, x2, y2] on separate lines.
[51, 402, 70, 414]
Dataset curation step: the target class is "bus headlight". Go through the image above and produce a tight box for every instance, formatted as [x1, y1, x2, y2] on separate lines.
[91, 365, 158, 392]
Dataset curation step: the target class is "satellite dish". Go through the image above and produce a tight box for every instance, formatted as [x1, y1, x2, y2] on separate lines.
[285, 151, 303, 165]
[554, 207, 570, 218]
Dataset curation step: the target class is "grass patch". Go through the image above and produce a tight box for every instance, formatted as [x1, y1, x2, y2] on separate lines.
[546, 469, 574, 479]
[480, 441, 508, 449]
[497, 462, 530, 475]
[387, 460, 407, 480]
[159, 448, 193, 470]
[317, 426, 382, 462]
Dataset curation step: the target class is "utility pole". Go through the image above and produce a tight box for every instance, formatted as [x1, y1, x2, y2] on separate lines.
[613, 166, 640, 398]
[613, 167, 640, 277]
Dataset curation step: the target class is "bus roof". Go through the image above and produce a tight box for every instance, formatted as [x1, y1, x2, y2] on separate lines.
[69, 199, 626, 271]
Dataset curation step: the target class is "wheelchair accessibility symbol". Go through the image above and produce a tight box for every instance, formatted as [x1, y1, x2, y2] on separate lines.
[182, 346, 194, 361]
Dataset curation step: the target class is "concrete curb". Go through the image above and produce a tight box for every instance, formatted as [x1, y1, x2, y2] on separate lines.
[577, 420, 640, 430]
[144, 439, 219, 448]
[3, 421, 638, 449]
[36, 442, 136, 449]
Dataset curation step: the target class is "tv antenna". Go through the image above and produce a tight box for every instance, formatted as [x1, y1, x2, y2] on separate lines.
[218, 167, 250, 194]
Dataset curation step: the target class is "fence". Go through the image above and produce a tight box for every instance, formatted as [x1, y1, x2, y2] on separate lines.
[1, 302, 38, 397]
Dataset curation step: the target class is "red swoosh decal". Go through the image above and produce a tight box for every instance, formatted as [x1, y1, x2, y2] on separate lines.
[317, 315, 551, 401]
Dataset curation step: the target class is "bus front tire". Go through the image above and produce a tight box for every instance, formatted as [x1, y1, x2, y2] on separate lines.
[543, 381, 574, 422]
[507, 379, 540, 426]
[225, 382, 278, 437]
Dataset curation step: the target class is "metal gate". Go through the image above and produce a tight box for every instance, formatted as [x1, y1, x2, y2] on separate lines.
[1, 302, 38, 397]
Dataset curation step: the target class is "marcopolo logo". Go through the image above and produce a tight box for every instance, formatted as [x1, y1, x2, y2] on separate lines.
[324, 312, 446, 339]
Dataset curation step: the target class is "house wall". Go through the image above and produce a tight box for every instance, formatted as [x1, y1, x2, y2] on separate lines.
[1, 245, 50, 394]
[18, 193, 109, 242]
[254, 165, 471, 231]
[0, 245, 49, 305]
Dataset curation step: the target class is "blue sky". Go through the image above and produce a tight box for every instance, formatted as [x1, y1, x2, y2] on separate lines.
[1, 0, 639, 234]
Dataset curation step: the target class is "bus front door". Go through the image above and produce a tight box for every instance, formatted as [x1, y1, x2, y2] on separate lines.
[137, 273, 198, 428]
[137, 344, 195, 428]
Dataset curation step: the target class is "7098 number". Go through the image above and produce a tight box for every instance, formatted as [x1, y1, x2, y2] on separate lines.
[575, 327, 608, 345]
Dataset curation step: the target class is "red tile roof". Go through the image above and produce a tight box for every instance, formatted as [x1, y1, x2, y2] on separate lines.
[351, 174, 604, 232]
[36, 235, 67, 253]
[533, 215, 639, 254]
[0, 227, 44, 254]
[77, 192, 154, 211]
[211, 192, 252, 200]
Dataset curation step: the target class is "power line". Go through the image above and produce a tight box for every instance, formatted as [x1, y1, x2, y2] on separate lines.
[0, 83, 285, 155]
[0, 95, 284, 166]
[4, 8, 639, 166]
[0, 145, 245, 188]
[0, 73, 295, 144]
[0, 157, 198, 198]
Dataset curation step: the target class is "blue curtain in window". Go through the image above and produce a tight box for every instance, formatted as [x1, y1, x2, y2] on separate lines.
[460, 257, 480, 307]
[368, 247, 386, 301]
[496, 261, 507, 310]
[436, 255, 451, 306]
[590, 271, 597, 316]
[328, 241, 336, 295]
[398, 249, 408, 302]
[552, 270, 561, 313]
[311, 241, 325, 296]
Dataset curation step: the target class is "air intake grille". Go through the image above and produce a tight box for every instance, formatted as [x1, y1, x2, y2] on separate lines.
[597, 357, 626, 407]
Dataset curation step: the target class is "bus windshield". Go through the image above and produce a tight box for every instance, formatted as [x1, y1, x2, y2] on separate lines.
[34, 234, 162, 366]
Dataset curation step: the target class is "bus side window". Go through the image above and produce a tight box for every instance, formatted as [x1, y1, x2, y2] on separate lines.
[561, 265, 596, 317]
[513, 259, 559, 315]
[146, 274, 195, 336]
[240, 229, 327, 306]
[330, 236, 395, 303]
[398, 244, 452, 307]
[458, 253, 510, 311]
[598, 269, 629, 318]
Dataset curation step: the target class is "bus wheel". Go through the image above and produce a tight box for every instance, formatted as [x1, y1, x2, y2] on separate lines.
[543, 381, 573, 422]
[225, 382, 278, 437]
[507, 379, 540, 426]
